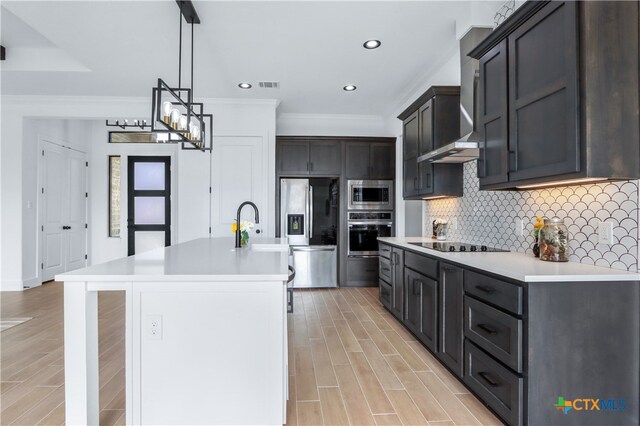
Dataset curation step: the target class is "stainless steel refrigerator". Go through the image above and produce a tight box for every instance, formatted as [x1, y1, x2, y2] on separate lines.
[280, 178, 338, 288]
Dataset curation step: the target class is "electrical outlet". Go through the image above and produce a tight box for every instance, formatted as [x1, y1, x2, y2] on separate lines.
[514, 218, 524, 236]
[146, 315, 162, 340]
[598, 222, 614, 245]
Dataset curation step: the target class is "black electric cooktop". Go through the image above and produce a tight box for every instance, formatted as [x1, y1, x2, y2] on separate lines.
[409, 242, 509, 253]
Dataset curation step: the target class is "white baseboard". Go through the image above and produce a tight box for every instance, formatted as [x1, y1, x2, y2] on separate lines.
[0, 280, 25, 292]
[23, 277, 41, 289]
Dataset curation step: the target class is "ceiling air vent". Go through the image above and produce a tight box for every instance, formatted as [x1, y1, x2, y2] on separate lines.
[258, 81, 280, 89]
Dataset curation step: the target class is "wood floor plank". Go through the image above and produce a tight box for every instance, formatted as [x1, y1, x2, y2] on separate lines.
[36, 401, 64, 426]
[294, 345, 319, 401]
[11, 384, 64, 426]
[334, 364, 376, 426]
[334, 319, 362, 353]
[309, 338, 338, 387]
[360, 321, 398, 355]
[374, 413, 403, 426]
[342, 311, 369, 340]
[384, 355, 450, 422]
[321, 292, 343, 320]
[322, 326, 350, 366]
[361, 306, 394, 331]
[312, 294, 334, 327]
[386, 389, 429, 426]
[0, 386, 56, 425]
[318, 387, 349, 426]
[287, 375, 298, 426]
[305, 309, 323, 340]
[292, 314, 310, 347]
[416, 371, 481, 425]
[359, 339, 403, 390]
[297, 401, 323, 426]
[348, 351, 395, 415]
[406, 341, 467, 394]
[457, 394, 503, 425]
[382, 330, 428, 372]
[99, 409, 124, 426]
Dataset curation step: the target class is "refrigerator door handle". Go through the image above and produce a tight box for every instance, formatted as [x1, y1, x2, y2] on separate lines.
[309, 185, 314, 239]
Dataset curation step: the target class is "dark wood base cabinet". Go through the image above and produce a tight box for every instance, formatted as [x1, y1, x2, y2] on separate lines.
[378, 242, 639, 426]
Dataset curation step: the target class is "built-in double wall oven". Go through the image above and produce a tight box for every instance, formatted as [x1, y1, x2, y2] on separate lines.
[347, 211, 393, 257]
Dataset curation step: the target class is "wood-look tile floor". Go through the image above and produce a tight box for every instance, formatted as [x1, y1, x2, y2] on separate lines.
[0, 282, 502, 425]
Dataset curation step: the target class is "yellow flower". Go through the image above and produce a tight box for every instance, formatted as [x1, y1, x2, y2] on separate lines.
[231, 222, 238, 233]
[533, 216, 544, 229]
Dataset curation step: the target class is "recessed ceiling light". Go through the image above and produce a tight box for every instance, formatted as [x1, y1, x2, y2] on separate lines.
[363, 39, 381, 49]
[238, 82, 252, 89]
[343, 85, 357, 92]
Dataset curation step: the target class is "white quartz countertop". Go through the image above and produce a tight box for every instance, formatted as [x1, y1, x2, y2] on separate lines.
[379, 237, 640, 283]
[56, 238, 290, 282]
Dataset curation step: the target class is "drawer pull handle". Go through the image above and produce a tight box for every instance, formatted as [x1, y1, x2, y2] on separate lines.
[478, 371, 500, 387]
[381, 267, 391, 272]
[475, 285, 496, 294]
[477, 323, 498, 335]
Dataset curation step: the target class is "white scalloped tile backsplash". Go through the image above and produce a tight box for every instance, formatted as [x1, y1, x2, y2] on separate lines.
[423, 161, 639, 271]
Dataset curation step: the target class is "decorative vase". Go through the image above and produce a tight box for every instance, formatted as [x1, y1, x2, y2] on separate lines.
[241, 231, 249, 247]
[539, 218, 569, 262]
[532, 239, 540, 258]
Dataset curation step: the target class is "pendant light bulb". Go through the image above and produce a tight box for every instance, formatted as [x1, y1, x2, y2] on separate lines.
[162, 102, 172, 124]
[179, 115, 188, 132]
[170, 108, 180, 129]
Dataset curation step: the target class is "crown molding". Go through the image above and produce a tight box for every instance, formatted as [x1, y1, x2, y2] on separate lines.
[277, 112, 385, 123]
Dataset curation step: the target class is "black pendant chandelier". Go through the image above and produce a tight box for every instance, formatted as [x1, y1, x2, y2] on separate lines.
[107, 0, 211, 152]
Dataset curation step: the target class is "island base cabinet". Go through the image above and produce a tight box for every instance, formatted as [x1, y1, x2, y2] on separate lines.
[137, 282, 287, 425]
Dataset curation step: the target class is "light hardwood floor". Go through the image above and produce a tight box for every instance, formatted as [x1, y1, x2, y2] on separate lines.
[0, 282, 502, 425]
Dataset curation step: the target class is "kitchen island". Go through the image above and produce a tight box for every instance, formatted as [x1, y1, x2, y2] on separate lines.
[57, 237, 290, 425]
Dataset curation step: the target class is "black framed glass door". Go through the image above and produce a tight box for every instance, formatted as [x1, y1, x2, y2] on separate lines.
[127, 156, 171, 256]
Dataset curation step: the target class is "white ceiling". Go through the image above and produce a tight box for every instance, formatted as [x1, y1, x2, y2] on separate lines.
[1, 1, 499, 116]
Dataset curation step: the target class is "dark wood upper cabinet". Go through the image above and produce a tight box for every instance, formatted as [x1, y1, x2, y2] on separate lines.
[470, 0, 640, 189]
[345, 141, 395, 180]
[477, 40, 509, 187]
[399, 87, 463, 200]
[403, 111, 419, 160]
[309, 141, 341, 175]
[277, 139, 342, 176]
[277, 141, 309, 175]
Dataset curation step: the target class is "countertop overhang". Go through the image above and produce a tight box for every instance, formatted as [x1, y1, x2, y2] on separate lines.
[57, 237, 290, 282]
[379, 237, 640, 283]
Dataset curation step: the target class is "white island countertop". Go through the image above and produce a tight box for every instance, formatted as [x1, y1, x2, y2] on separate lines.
[379, 237, 640, 283]
[57, 237, 290, 282]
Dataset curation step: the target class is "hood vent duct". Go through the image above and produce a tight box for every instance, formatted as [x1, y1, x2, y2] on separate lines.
[418, 27, 492, 164]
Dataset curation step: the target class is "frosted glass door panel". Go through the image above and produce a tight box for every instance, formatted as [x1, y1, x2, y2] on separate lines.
[135, 231, 165, 254]
[134, 162, 165, 190]
[134, 197, 165, 224]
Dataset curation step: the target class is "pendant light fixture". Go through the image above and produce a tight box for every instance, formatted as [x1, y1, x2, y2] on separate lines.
[107, 0, 211, 152]
[151, 0, 211, 151]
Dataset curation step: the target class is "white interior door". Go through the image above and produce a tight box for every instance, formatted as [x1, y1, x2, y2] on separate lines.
[42, 143, 67, 281]
[211, 136, 265, 237]
[65, 149, 87, 271]
[41, 141, 87, 282]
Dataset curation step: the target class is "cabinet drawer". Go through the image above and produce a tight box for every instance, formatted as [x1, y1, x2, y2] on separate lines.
[379, 279, 392, 310]
[404, 251, 438, 279]
[464, 296, 522, 372]
[379, 244, 392, 260]
[379, 257, 392, 283]
[465, 341, 522, 426]
[464, 271, 522, 315]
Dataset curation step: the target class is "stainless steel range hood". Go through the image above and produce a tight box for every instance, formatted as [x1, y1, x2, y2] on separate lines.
[418, 27, 492, 164]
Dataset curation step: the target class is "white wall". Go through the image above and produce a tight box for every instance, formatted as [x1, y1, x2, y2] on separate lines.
[0, 96, 277, 290]
[276, 113, 391, 137]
